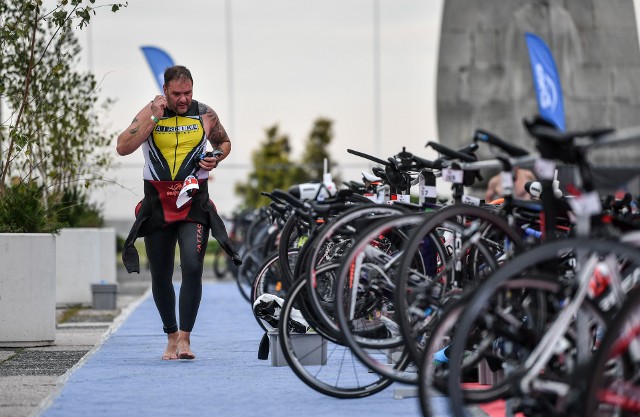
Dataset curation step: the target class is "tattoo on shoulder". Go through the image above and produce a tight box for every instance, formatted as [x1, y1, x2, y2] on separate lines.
[204, 106, 219, 123]
[197, 103, 229, 146]
[199, 102, 219, 121]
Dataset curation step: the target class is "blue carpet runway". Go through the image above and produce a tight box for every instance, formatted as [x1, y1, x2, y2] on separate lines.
[38, 281, 435, 417]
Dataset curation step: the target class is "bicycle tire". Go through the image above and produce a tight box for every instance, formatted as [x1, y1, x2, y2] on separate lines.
[236, 243, 271, 302]
[213, 247, 229, 279]
[418, 275, 610, 416]
[395, 203, 526, 367]
[278, 276, 394, 398]
[583, 285, 640, 417]
[277, 212, 312, 286]
[332, 213, 432, 384]
[301, 204, 411, 333]
[447, 238, 640, 417]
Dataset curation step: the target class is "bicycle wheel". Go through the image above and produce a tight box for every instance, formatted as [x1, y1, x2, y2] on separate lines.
[417, 292, 469, 417]
[447, 238, 640, 417]
[332, 213, 433, 385]
[236, 243, 270, 302]
[583, 285, 640, 417]
[277, 211, 312, 286]
[243, 207, 272, 248]
[418, 275, 574, 416]
[276, 195, 372, 287]
[395, 203, 526, 367]
[278, 276, 394, 398]
[212, 246, 229, 279]
[301, 204, 411, 333]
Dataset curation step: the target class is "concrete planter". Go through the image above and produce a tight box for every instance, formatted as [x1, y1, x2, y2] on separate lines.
[0, 233, 56, 347]
[56, 228, 117, 307]
[98, 228, 117, 285]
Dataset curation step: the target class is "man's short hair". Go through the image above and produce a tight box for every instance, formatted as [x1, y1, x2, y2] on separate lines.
[164, 65, 193, 85]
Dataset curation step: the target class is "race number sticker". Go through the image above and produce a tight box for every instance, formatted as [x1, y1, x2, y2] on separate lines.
[421, 185, 437, 198]
[442, 168, 463, 184]
[567, 191, 601, 218]
[534, 158, 556, 180]
[501, 172, 514, 195]
[462, 194, 481, 206]
[419, 175, 437, 199]
[395, 194, 411, 203]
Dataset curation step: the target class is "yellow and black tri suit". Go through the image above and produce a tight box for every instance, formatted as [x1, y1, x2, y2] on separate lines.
[122, 100, 241, 276]
[142, 101, 208, 182]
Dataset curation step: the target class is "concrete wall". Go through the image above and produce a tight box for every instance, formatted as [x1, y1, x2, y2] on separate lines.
[56, 228, 117, 307]
[437, 0, 640, 190]
[0, 234, 56, 346]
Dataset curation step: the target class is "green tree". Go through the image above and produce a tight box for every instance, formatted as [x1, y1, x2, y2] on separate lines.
[299, 117, 340, 186]
[0, 0, 126, 232]
[300, 117, 335, 181]
[235, 118, 339, 210]
[235, 124, 306, 209]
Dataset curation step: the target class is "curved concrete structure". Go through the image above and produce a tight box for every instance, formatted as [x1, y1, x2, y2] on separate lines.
[437, 0, 640, 188]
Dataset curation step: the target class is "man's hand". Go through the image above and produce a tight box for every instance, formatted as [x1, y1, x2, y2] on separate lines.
[150, 95, 167, 118]
[198, 156, 219, 171]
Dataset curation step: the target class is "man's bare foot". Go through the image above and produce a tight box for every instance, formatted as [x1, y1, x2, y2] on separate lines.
[177, 331, 195, 359]
[162, 332, 179, 360]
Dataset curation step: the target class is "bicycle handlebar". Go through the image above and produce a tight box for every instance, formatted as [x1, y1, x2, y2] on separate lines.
[268, 201, 289, 217]
[261, 191, 286, 205]
[458, 142, 480, 155]
[347, 148, 389, 166]
[456, 154, 537, 172]
[411, 154, 435, 170]
[426, 141, 477, 162]
[270, 189, 308, 211]
[523, 115, 615, 146]
[474, 129, 529, 157]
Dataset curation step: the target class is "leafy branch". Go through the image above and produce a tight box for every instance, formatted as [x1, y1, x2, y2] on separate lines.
[0, 0, 127, 232]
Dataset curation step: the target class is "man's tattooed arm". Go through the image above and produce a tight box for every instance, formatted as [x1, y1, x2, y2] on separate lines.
[128, 117, 141, 135]
[116, 104, 156, 156]
[202, 104, 231, 161]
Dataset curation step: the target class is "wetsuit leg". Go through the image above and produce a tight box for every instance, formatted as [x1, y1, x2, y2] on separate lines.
[145, 225, 179, 334]
[176, 222, 209, 332]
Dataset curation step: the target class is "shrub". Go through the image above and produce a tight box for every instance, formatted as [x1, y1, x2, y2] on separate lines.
[0, 182, 63, 233]
[53, 187, 104, 228]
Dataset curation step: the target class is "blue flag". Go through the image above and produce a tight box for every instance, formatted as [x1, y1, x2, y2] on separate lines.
[525, 33, 565, 131]
[140, 46, 175, 92]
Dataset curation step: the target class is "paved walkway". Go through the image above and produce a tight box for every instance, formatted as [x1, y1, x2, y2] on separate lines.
[37, 280, 434, 417]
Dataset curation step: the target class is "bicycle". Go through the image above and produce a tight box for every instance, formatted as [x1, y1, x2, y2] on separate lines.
[440, 117, 640, 417]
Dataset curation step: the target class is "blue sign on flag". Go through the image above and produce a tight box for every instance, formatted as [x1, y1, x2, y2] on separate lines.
[525, 33, 565, 131]
[140, 46, 175, 93]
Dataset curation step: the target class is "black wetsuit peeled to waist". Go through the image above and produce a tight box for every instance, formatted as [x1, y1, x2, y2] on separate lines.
[121, 100, 240, 334]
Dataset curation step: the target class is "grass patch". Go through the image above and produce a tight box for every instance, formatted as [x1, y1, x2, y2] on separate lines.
[0, 348, 23, 365]
[57, 305, 85, 324]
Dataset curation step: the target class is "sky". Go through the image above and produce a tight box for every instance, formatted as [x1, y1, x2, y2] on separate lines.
[42, 0, 640, 225]
[61, 0, 445, 223]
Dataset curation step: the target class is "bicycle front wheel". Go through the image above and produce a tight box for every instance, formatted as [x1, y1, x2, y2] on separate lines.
[584, 285, 640, 417]
[447, 238, 640, 417]
[278, 276, 394, 398]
